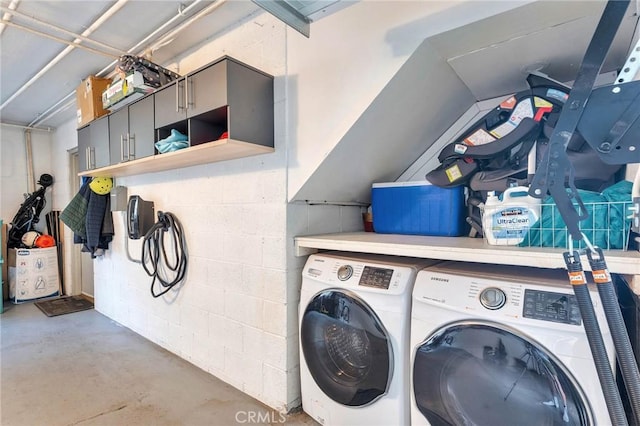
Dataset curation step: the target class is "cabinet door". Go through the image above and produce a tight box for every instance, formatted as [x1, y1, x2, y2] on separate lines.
[128, 96, 155, 160]
[77, 125, 91, 172]
[109, 108, 129, 164]
[186, 60, 227, 118]
[154, 80, 187, 128]
[90, 116, 110, 169]
[226, 59, 274, 147]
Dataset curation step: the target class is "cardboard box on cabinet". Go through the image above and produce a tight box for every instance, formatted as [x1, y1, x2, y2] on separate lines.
[76, 76, 112, 128]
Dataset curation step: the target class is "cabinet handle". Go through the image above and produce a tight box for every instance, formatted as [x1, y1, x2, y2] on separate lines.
[85, 146, 90, 170]
[176, 79, 185, 112]
[185, 75, 193, 110]
[175, 80, 180, 112]
[128, 133, 135, 160]
[90, 147, 96, 169]
[120, 134, 126, 162]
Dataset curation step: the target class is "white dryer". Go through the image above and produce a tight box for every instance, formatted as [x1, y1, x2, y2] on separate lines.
[410, 261, 614, 426]
[300, 251, 438, 426]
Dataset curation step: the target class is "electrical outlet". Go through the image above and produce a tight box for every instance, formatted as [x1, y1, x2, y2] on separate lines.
[110, 186, 128, 211]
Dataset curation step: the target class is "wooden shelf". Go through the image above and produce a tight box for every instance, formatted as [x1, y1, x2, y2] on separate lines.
[294, 232, 640, 275]
[78, 138, 274, 178]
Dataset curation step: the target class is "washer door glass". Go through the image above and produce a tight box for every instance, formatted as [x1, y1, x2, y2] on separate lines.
[301, 289, 392, 407]
[413, 322, 591, 426]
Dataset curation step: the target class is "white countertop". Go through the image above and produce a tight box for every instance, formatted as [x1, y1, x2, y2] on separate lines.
[294, 232, 640, 276]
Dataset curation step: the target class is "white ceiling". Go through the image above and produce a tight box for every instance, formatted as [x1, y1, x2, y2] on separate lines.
[0, 0, 348, 130]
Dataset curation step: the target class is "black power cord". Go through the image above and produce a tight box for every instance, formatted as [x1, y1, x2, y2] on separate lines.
[141, 211, 187, 298]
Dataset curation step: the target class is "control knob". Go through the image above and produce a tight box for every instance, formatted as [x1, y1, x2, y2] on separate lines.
[480, 287, 507, 310]
[337, 265, 353, 281]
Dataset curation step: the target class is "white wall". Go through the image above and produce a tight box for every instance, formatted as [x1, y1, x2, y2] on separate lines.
[0, 126, 53, 229]
[285, 0, 535, 201]
[50, 119, 82, 295]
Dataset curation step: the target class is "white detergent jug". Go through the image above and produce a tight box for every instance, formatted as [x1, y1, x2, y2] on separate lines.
[482, 186, 541, 246]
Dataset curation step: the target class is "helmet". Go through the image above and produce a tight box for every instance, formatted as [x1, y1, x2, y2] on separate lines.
[34, 234, 56, 248]
[89, 177, 113, 195]
[21, 230, 41, 248]
[38, 174, 54, 187]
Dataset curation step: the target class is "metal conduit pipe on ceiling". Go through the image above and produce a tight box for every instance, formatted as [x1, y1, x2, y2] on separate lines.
[29, 0, 209, 128]
[0, 4, 126, 56]
[0, 19, 122, 58]
[0, 0, 19, 36]
[30, 97, 78, 128]
[0, 0, 131, 113]
[30, 0, 234, 128]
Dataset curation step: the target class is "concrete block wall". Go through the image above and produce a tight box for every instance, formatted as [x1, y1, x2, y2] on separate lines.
[86, 11, 358, 411]
[88, 13, 300, 411]
[92, 172, 364, 412]
[94, 159, 292, 409]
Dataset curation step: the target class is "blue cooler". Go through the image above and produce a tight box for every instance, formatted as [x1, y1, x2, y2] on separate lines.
[371, 181, 466, 236]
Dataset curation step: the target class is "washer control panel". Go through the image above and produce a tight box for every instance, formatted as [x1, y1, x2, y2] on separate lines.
[359, 265, 394, 289]
[414, 266, 591, 327]
[523, 289, 582, 325]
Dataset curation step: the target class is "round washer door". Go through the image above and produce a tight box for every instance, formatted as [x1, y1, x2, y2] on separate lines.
[301, 289, 393, 407]
[413, 321, 592, 426]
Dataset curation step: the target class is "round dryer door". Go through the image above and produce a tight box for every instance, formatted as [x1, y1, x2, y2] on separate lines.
[301, 289, 393, 407]
[413, 321, 591, 425]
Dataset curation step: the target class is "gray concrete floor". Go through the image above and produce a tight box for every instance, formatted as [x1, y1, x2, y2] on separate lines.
[0, 302, 316, 426]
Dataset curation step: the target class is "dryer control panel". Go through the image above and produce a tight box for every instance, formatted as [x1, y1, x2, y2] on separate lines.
[304, 254, 421, 295]
[333, 262, 398, 291]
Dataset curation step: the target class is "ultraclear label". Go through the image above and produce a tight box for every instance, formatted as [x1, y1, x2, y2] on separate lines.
[490, 207, 535, 241]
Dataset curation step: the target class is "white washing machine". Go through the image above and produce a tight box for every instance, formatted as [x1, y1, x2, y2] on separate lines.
[410, 261, 615, 426]
[299, 251, 439, 426]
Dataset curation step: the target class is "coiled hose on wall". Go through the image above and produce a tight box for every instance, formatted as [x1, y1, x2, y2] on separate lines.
[564, 250, 628, 426]
[587, 248, 640, 424]
[142, 211, 187, 298]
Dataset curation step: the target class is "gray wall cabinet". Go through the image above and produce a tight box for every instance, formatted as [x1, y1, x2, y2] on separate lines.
[109, 96, 155, 164]
[78, 56, 274, 178]
[156, 57, 274, 148]
[154, 79, 187, 130]
[78, 115, 110, 172]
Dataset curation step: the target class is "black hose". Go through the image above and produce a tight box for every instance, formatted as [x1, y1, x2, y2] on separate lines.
[141, 211, 187, 298]
[587, 248, 640, 424]
[564, 251, 628, 426]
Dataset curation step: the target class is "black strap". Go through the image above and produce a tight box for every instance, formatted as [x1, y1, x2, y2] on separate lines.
[529, 0, 630, 240]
